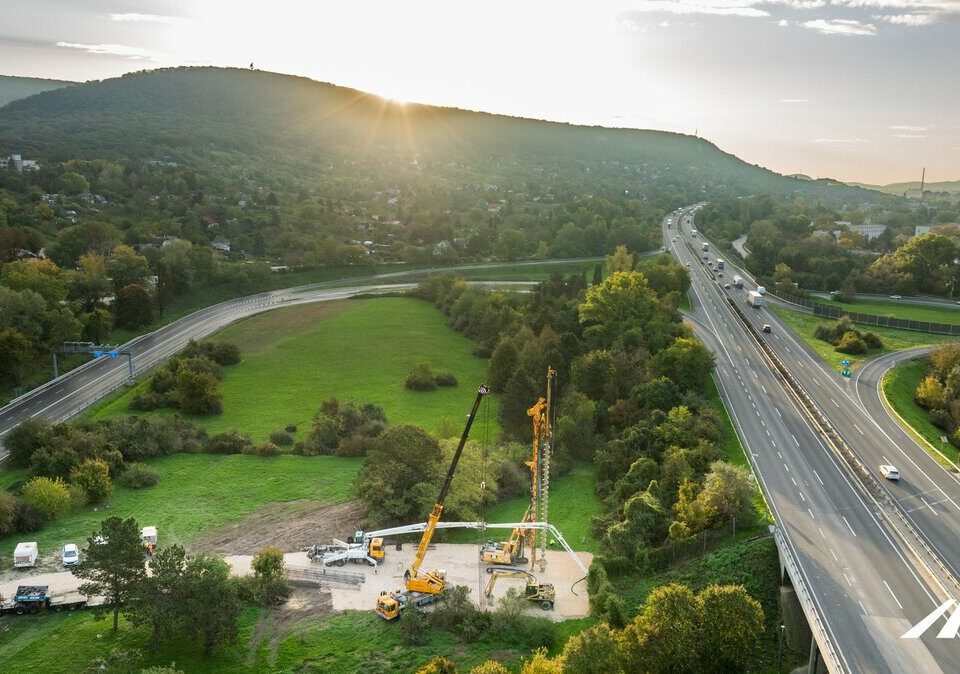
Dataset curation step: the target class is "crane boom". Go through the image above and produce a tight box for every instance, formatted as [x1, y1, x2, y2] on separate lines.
[407, 384, 489, 583]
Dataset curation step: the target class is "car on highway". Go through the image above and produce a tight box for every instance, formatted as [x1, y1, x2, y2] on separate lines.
[724, 283, 731, 289]
[890, 295, 902, 299]
[686, 262, 690, 266]
[762, 324, 772, 333]
[62, 544, 79, 567]
[880, 464, 900, 481]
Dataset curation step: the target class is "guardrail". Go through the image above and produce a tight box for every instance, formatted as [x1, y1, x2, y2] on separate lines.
[724, 290, 960, 601]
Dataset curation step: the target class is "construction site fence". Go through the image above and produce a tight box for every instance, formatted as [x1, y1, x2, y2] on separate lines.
[768, 288, 960, 336]
[646, 520, 766, 572]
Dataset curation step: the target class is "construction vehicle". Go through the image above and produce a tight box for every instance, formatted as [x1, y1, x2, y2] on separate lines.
[484, 570, 555, 610]
[480, 522, 528, 566]
[0, 585, 90, 615]
[307, 534, 384, 567]
[375, 384, 490, 620]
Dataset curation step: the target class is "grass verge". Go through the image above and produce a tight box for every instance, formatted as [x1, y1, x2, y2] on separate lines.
[881, 358, 960, 465]
[90, 298, 498, 442]
[769, 304, 953, 373]
[825, 297, 960, 325]
[0, 453, 360, 555]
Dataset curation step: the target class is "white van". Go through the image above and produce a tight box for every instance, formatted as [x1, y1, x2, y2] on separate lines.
[757, 286, 766, 295]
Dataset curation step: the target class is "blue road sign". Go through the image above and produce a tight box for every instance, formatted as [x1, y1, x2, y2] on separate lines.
[109, 350, 119, 358]
[840, 359, 850, 366]
[93, 350, 103, 358]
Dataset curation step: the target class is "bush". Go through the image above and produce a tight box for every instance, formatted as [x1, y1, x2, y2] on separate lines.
[0, 491, 18, 535]
[68, 483, 89, 510]
[243, 442, 281, 457]
[405, 363, 437, 391]
[399, 607, 428, 645]
[20, 476, 71, 520]
[863, 331, 883, 349]
[71, 459, 113, 504]
[812, 322, 835, 343]
[269, 430, 294, 445]
[336, 435, 374, 457]
[251, 546, 292, 606]
[14, 499, 48, 532]
[212, 342, 241, 365]
[129, 392, 164, 411]
[119, 463, 160, 488]
[284, 424, 297, 433]
[835, 331, 867, 355]
[205, 431, 253, 455]
[434, 372, 458, 387]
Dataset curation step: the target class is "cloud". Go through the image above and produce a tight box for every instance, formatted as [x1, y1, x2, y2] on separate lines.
[800, 18, 878, 33]
[621, 2, 770, 18]
[108, 13, 178, 24]
[814, 137, 869, 143]
[780, 98, 809, 102]
[772, 0, 827, 7]
[54, 42, 164, 60]
[875, 12, 940, 22]
[777, 18, 792, 24]
[890, 124, 928, 130]
[893, 133, 927, 138]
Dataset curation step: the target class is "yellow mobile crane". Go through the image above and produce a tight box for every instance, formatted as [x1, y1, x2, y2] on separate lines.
[375, 384, 489, 620]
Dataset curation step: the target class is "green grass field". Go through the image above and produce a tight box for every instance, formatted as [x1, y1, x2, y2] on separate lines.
[92, 298, 498, 442]
[0, 454, 360, 556]
[444, 463, 601, 553]
[769, 304, 953, 372]
[823, 297, 960, 326]
[881, 358, 960, 464]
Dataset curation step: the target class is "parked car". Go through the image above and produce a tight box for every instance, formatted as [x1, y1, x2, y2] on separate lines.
[880, 464, 900, 480]
[62, 544, 79, 567]
[762, 324, 772, 333]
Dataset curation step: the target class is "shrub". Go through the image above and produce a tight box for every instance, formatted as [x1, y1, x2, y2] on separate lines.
[835, 331, 867, 355]
[812, 322, 835, 343]
[205, 431, 253, 455]
[68, 483, 89, 510]
[0, 491, 18, 535]
[305, 414, 341, 454]
[20, 476, 71, 520]
[399, 607, 428, 645]
[212, 342, 241, 365]
[129, 392, 165, 411]
[405, 362, 437, 391]
[243, 442, 281, 457]
[71, 459, 113, 504]
[863, 331, 883, 349]
[434, 372, 458, 387]
[284, 424, 297, 433]
[251, 546, 292, 606]
[269, 430, 294, 445]
[14, 500, 47, 533]
[337, 435, 374, 457]
[120, 463, 160, 488]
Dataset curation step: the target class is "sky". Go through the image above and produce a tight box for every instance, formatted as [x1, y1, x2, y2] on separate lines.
[2, 0, 958, 185]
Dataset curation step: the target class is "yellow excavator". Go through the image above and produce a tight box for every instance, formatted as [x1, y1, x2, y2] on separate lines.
[480, 514, 528, 566]
[484, 569, 555, 610]
[375, 384, 490, 620]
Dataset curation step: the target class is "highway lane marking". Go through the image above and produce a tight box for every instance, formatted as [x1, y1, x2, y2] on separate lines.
[765, 429, 771, 436]
[807, 508, 814, 519]
[831, 398, 839, 408]
[799, 491, 806, 502]
[812, 378, 820, 387]
[777, 451, 783, 459]
[760, 419, 766, 427]
[784, 463, 790, 472]
[858, 600, 866, 615]
[797, 361, 804, 368]
[854, 423, 864, 435]
[813, 469, 824, 486]
[776, 408, 782, 418]
[920, 497, 939, 516]
[818, 527, 826, 539]
[831, 548, 839, 562]
[843, 572, 853, 587]
[771, 440, 776, 448]
[791, 477, 797, 487]
[883, 580, 904, 609]
[752, 368, 758, 378]
[761, 384, 768, 395]
[792, 434, 800, 447]
[842, 515, 857, 537]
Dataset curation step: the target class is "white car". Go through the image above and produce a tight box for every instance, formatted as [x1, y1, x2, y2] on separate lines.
[890, 295, 902, 300]
[62, 543, 80, 567]
[880, 464, 900, 481]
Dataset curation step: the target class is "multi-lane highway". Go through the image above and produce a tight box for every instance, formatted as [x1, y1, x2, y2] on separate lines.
[670, 209, 960, 671]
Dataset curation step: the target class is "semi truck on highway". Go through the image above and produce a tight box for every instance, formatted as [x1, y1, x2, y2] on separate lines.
[716, 259, 724, 270]
[733, 275, 744, 289]
[747, 291, 763, 308]
[691, 229, 698, 237]
[701, 242, 709, 252]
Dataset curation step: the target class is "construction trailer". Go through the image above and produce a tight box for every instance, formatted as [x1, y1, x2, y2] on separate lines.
[375, 385, 490, 620]
[13, 542, 37, 568]
[0, 585, 90, 615]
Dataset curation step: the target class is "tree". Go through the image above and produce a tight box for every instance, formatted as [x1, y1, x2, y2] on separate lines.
[697, 585, 764, 673]
[60, 171, 90, 195]
[107, 244, 151, 292]
[469, 663, 510, 674]
[50, 220, 121, 267]
[0, 491, 18, 535]
[0, 328, 35, 387]
[519, 648, 563, 674]
[131, 544, 188, 647]
[915, 375, 947, 409]
[606, 245, 634, 273]
[619, 583, 701, 674]
[70, 252, 111, 308]
[20, 476, 71, 519]
[182, 554, 242, 654]
[355, 425, 444, 524]
[251, 546, 291, 605]
[71, 458, 114, 504]
[892, 233, 957, 293]
[0, 258, 68, 307]
[174, 368, 223, 415]
[83, 307, 114, 343]
[115, 283, 154, 329]
[561, 622, 622, 674]
[696, 461, 756, 529]
[649, 337, 715, 394]
[3, 416, 52, 468]
[486, 340, 519, 393]
[73, 516, 148, 632]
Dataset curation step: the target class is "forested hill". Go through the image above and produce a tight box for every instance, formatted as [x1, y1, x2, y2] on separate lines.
[0, 75, 75, 107]
[0, 66, 870, 204]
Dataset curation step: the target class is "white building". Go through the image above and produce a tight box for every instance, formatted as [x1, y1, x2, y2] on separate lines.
[0, 154, 40, 172]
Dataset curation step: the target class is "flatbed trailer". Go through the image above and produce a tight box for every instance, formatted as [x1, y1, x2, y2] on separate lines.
[0, 585, 91, 615]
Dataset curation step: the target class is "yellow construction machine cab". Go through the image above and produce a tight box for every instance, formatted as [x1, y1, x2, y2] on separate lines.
[376, 591, 400, 620]
[368, 537, 385, 560]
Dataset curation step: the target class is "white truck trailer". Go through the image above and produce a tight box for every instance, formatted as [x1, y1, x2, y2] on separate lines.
[716, 259, 724, 270]
[747, 291, 763, 308]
